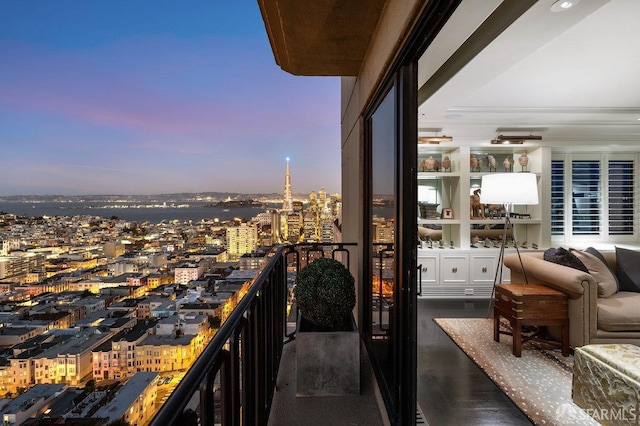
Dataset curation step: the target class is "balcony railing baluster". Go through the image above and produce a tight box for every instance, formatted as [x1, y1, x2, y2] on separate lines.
[149, 242, 356, 426]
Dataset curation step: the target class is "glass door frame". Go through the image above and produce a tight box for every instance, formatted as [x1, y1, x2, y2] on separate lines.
[362, 60, 418, 426]
[362, 1, 462, 424]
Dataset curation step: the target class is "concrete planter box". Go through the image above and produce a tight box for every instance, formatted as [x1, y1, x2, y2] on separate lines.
[295, 314, 360, 396]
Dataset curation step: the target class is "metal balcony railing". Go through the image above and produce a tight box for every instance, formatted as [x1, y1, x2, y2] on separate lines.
[149, 242, 356, 426]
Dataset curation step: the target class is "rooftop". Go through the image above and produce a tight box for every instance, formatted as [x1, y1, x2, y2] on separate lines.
[1, 383, 67, 414]
[92, 372, 158, 422]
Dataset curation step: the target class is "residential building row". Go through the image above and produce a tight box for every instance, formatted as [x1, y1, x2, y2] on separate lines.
[0, 372, 158, 426]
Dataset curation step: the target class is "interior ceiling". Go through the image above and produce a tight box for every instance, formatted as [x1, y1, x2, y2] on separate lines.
[418, 0, 640, 150]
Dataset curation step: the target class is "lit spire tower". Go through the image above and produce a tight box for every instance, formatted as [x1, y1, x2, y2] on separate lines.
[283, 157, 293, 212]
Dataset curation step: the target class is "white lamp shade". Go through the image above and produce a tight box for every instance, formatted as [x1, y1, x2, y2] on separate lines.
[481, 173, 539, 205]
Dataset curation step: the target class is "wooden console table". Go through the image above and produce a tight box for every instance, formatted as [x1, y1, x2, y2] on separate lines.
[493, 283, 570, 357]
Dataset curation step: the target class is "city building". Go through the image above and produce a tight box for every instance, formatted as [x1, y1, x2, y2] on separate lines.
[177, 302, 221, 321]
[0, 253, 45, 280]
[302, 210, 317, 241]
[285, 212, 302, 243]
[104, 242, 125, 259]
[291, 200, 303, 214]
[31, 330, 109, 386]
[0, 329, 111, 396]
[173, 262, 204, 285]
[238, 252, 266, 270]
[92, 371, 158, 426]
[252, 211, 272, 228]
[135, 334, 199, 373]
[108, 260, 139, 276]
[0, 383, 66, 424]
[282, 158, 293, 213]
[320, 218, 336, 243]
[92, 319, 158, 381]
[225, 222, 258, 261]
[155, 313, 209, 338]
[0, 239, 9, 256]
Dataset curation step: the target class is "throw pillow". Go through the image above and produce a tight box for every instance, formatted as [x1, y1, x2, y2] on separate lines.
[570, 248, 617, 298]
[585, 246, 609, 266]
[585, 246, 619, 289]
[615, 247, 640, 293]
[543, 247, 588, 273]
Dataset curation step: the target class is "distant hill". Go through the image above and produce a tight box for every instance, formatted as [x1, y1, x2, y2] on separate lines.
[0, 192, 320, 203]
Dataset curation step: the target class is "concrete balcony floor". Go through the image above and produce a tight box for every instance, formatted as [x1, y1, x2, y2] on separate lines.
[268, 339, 388, 426]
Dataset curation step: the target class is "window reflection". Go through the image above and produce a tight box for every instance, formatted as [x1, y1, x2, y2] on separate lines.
[369, 84, 396, 388]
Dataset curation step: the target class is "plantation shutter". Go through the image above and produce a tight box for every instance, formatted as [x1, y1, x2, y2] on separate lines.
[551, 159, 564, 236]
[608, 159, 634, 235]
[572, 160, 600, 236]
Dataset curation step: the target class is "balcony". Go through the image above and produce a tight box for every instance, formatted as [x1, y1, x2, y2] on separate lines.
[149, 242, 385, 426]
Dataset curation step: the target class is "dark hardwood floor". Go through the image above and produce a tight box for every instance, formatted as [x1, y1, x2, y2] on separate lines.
[417, 299, 532, 425]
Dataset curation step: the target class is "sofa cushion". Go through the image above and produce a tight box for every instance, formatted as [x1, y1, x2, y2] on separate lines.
[585, 246, 619, 288]
[570, 248, 618, 298]
[615, 247, 640, 292]
[543, 247, 588, 273]
[598, 292, 640, 331]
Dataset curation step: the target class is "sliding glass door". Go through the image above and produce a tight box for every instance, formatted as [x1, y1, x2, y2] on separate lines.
[364, 64, 418, 425]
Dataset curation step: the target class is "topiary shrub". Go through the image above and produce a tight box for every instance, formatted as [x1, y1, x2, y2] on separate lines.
[294, 257, 356, 332]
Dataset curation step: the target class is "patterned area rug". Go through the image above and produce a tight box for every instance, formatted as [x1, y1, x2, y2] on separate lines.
[434, 318, 600, 426]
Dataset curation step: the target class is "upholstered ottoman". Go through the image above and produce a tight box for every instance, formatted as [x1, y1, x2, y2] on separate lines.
[573, 344, 640, 425]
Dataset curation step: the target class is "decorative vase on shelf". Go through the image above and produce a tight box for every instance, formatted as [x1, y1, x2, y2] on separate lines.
[425, 156, 436, 171]
[442, 156, 451, 172]
[518, 153, 529, 172]
[486, 155, 496, 172]
[470, 154, 479, 171]
[418, 202, 440, 219]
[503, 156, 512, 172]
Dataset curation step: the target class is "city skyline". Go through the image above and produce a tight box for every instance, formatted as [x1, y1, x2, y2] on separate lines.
[0, 2, 341, 197]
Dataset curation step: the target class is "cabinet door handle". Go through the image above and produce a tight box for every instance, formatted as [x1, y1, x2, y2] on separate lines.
[452, 267, 457, 273]
[422, 266, 428, 273]
[482, 267, 487, 273]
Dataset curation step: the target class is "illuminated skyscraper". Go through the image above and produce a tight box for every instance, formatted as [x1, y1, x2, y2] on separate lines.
[226, 222, 259, 261]
[308, 190, 318, 214]
[282, 158, 293, 212]
[318, 187, 327, 211]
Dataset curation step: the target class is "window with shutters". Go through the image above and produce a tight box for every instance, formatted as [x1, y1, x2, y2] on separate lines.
[551, 154, 637, 242]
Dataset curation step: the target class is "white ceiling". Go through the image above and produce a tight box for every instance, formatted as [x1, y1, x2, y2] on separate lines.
[417, 0, 640, 150]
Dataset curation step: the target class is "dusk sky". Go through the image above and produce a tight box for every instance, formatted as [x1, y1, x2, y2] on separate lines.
[0, 2, 341, 196]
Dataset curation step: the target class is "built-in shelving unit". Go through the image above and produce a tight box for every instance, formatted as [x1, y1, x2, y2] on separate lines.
[417, 144, 550, 298]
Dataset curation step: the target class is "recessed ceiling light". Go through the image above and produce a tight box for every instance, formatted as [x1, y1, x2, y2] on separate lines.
[550, 0, 579, 12]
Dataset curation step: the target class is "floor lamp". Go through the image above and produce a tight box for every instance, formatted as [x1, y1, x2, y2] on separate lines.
[481, 172, 539, 315]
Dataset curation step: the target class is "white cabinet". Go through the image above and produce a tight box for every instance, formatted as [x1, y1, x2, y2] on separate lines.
[440, 254, 469, 284]
[417, 249, 519, 299]
[470, 254, 498, 285]
[417, 253, 438, 285]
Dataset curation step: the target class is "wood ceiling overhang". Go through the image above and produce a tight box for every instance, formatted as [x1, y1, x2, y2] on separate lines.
[258, 0, 386, 76]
